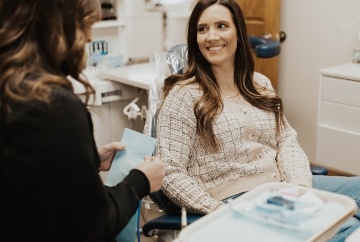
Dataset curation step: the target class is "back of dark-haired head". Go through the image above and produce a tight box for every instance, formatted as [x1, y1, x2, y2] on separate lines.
[0, 0, 101, 110]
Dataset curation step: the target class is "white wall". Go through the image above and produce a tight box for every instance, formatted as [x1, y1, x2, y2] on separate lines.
[278, 0, 360, 162]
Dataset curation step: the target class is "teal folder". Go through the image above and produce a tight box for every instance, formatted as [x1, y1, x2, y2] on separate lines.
[105, 128, 157, 242]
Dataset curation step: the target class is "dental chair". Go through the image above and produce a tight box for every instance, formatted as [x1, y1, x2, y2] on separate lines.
[142, 38, 328, 242]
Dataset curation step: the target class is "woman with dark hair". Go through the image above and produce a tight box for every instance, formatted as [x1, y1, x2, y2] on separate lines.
[156, 0, 360, 240]
[0, 0, 164, 241]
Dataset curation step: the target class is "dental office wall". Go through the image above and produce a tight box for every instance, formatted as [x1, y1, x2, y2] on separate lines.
[278, 0, 360, 163]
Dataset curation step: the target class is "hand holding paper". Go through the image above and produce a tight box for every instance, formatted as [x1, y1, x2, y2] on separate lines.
[135, 156, 164, 193]
[104, 128, 158, 187]
[97, 142, 126, 171]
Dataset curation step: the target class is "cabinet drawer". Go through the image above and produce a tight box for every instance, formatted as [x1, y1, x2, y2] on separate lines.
[322, 76, 360, 108]
[321, 101, 360, 132]
[316, 125, 360, 175]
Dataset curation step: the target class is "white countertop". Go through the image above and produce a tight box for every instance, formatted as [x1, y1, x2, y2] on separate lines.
[320, 63, 360, 81]
[98, 63, 154, 90]
[69, 68, 139, 106]
[99, 62, 360, 90]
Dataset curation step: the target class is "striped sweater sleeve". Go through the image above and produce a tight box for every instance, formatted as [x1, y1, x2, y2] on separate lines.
[156, 85, 223, 214]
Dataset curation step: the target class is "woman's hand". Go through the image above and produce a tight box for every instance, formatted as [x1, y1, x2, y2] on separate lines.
[135, 157, 164, 193]
[97, 142, 125, 171]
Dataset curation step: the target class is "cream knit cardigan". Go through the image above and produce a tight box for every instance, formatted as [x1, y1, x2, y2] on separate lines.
[156, 72, 312, 214]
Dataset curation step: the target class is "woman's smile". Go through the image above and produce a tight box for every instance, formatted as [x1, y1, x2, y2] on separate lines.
[207, 45, 225, 51]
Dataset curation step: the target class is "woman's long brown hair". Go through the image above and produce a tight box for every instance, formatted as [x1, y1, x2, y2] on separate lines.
[163, 0, 284, 152]
[0, 0, 101, 113]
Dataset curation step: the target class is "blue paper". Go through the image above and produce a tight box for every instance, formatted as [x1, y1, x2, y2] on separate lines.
[104, 128, 157, 242]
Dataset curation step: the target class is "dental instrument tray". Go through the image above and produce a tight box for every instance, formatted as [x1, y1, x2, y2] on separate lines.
[177, 182, 357, 242]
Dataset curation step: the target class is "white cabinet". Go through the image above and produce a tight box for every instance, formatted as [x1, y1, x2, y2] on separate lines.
[316, 63, 360, 175]
[125, 11, 164, 59]
[90, 0, 164, 61]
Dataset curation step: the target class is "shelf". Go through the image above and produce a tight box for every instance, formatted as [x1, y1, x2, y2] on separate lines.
[93, 20, 125, 29]
[320, 63, 360, 82]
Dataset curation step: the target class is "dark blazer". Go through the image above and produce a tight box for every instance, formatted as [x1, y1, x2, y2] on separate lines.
[0, 87, 149, 241]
